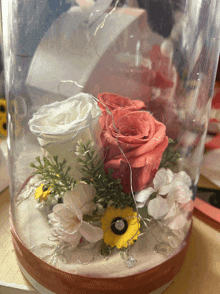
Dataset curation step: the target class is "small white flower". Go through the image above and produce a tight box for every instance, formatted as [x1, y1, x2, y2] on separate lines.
[48, 190, 103, 247]
[147, 196, 170, 219]
[135, 168, 173, 208]
[135, 168, 193, 228]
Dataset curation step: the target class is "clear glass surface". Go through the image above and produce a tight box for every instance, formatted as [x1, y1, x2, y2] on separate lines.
[2, 0, 220, 279]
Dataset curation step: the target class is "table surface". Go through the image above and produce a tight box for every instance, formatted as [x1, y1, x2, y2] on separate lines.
[0, 179, 220, 294]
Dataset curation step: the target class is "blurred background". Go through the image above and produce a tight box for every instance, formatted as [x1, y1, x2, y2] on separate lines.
[0, 0, 4, 97]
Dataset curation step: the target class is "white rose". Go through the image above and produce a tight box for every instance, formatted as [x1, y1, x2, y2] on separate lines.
[28, 92, 101, 180]
[29, 92, 101, 144]
[29, 93, 101, 201]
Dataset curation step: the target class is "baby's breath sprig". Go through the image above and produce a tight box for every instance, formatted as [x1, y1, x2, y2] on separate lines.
[30, 156, 77, 198]
[159, 138, 180, 169]
[76, 140, 134, 209]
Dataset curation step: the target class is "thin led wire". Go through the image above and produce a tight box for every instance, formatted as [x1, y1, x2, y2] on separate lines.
[57, 80, 149, 245]
[87, 93, 148, 244]
[58, 80, 83, 96]
[94, 0, 120, 36]
[84, 0, 124, 59]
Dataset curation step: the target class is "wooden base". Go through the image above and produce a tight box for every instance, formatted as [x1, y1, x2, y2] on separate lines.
[18, 260, 173, 294]
[11, 221, 192, 294]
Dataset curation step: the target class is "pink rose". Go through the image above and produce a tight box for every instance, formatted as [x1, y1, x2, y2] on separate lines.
[100, 108, 168, 193]
[98, 92, 146, 128]
[98, 92, 146, 112]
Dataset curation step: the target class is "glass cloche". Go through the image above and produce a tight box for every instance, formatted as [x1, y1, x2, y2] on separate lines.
[2, 0, 220, 293]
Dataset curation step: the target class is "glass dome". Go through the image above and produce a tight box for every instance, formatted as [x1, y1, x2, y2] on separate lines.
[2, 0, 220, 293]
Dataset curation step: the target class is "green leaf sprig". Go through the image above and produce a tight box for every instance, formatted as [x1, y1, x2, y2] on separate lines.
[76, 140, 134, 209]
[30, 156, 77, 198]
[159, 138, 180, 169]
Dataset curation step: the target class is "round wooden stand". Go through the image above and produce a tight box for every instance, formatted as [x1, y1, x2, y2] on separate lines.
[11, 222, 192, 294]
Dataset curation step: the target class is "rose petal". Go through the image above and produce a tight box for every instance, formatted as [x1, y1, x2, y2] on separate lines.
[98, 92, 146, 113]
[105, 138, 168, 169]
[103, 110, 168, 158]
[148, 196, 170, 219]
[135, 187, 155, 207]
[100, 100, 168, 193]
[29, 93, 101, 140]
[105, 159, 156, 193]
[79, 221, 104, 243]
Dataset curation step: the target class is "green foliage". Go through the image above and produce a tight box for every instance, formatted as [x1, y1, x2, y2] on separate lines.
[83, 214, 102, 222]
[30, 156, 77, 198]
[159, 139, 180, 169]
[100, 240, 112, 256]
[76, 140, 134, 209]
[30, 137, 179, 207]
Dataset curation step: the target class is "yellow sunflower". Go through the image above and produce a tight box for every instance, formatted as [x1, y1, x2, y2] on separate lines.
[101, 207, 140, 249]
[0, 115, 7, 136]
[0, 99, 6, 115]
[35, 184, 52, 202]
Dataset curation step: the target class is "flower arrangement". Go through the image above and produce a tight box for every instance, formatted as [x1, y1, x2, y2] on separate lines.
[29, 88, 192, 265]
[26, 45, 194, 267]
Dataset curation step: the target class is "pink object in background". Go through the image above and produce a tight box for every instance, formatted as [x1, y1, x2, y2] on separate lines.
[206, 88, 220, 149]
[200, 86, 220, 188]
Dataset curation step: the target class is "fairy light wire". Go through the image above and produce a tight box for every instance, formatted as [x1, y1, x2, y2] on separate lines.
[57, 74, 148, 247]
